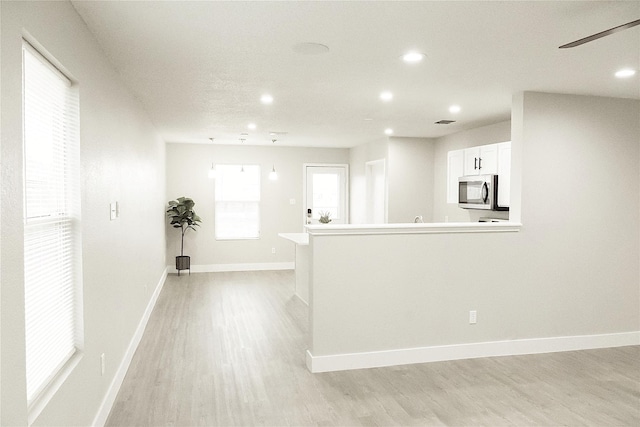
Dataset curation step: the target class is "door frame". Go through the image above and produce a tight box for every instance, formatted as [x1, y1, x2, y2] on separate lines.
[302, 163, 350, 229]
[365, 159, 387, 224]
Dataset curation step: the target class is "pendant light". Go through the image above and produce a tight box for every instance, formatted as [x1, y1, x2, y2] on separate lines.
[207, 137, 216, 179]
[269, 139, 278, 180]
[239, 137, 246, 173]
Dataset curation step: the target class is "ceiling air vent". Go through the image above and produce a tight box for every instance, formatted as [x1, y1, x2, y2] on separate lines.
[435, 120, 456, 125]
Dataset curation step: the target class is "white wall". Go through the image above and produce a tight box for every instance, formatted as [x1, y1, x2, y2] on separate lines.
[1, 2, 166, 425]
[387, 137, 435, 223]
[165, 143, 349, 270]
[308, 92, 639, 365]
[432, 121, 511, 222]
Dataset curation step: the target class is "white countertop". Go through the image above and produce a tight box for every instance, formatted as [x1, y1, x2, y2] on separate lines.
[278, 232, 309, 246]
[305, 222, 521, 236]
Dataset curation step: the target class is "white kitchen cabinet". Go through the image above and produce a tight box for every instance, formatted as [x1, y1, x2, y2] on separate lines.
[447, 149, 464, 203]
[447, 141, 511, 205]
[463, 143, 498, 176]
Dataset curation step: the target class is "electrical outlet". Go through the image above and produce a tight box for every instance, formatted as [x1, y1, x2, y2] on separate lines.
[100, 353, 105, 376]
[289, 198, 296, 205]
[271, 247, 276, 254]
[469, 310, 477, 324]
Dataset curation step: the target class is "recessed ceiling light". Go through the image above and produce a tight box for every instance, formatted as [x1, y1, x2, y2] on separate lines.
[260, 94, 274, 104]
[380, 91, 393, 101]
[402, 52, 425, 63]
[615, 68, 636, 78]
[248, 123, 256, 130]
[384, 128, 394, 135]
[449, 105, 461, 114]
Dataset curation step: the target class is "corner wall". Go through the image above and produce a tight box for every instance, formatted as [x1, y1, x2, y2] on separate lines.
[1, 2, 166, 425]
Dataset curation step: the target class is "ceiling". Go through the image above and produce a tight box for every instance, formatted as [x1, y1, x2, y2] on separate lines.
[71, 1, 640, 148]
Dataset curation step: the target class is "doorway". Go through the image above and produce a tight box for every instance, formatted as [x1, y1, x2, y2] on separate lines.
[365, 159, 387, 224]
[303, 164, 349, 226]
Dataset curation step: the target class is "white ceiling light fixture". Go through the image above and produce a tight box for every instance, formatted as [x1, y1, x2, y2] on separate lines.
[402, 51, 425, 63]
[384, 128, 393, 135]
[615, 68, 636, 78]
[248, 123, 257, 130]
[380, 91, 393, 102]
[207, 138, 216, 179]
[449, 105, 461, 114]
[269, 165, 278, 181]
[260, 94, 274, 104]
[269, 139, 278, 181]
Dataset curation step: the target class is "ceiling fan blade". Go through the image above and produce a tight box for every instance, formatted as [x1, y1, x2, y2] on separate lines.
[559, 18, 640, 49]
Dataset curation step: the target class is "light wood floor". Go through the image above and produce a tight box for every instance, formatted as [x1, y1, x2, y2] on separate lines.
[106, 271, 639, 426]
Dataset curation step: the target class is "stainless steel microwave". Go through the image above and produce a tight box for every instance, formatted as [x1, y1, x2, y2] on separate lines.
[458, 174, 508, 211]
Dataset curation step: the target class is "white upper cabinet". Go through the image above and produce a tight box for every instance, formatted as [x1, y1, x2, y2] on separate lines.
[463, 143, 498, 176]
[447, 141, 511, 205]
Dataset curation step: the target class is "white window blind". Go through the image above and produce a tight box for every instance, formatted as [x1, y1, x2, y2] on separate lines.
[22, 41, 83, 404]
[215, 165, 260, 240]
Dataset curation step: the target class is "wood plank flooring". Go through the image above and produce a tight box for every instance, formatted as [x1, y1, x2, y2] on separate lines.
[106, 271, 639, 426]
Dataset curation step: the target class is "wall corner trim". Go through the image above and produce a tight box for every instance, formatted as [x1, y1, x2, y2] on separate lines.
[306, 331, 640, 373]
[91, 267, 168, 427]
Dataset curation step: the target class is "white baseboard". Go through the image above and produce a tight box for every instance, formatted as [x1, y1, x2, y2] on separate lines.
[306, 331, 640, 373]
[167, 262, 294, 274]
[92, 267, 168, 427]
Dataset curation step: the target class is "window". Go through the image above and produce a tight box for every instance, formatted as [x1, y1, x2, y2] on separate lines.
[215, 165, 260, 239]
[22, 41, 83, 407]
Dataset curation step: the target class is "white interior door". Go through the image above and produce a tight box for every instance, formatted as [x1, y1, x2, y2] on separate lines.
[304, 165, 348, 225]
[366, 159, 386, 224]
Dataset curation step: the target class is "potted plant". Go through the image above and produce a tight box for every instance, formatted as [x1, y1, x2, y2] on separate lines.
[166, 197, 202, 275]
[318, 210, 332, 224]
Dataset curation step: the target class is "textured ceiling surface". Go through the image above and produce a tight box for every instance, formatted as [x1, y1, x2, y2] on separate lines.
[72, 1, 640, 148]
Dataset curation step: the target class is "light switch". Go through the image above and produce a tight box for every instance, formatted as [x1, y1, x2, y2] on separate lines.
[110, 202, 117, 220]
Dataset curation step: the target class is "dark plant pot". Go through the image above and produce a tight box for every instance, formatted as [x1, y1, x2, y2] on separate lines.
[176, 255, 190, 275]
